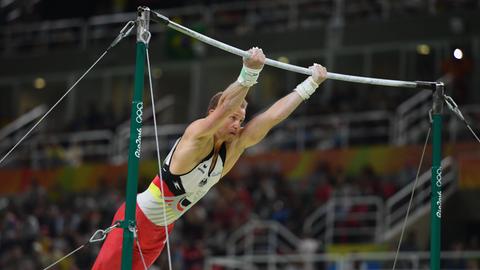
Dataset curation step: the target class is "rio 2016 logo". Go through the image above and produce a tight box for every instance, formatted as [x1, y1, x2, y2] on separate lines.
[134, 102, 143, 158]
[135, 102, 143, 124]
[435, 167, 442, 218]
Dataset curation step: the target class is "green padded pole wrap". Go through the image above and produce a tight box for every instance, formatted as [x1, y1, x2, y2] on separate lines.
[430, 83, 444, 270]
[121, 7, 150, 270]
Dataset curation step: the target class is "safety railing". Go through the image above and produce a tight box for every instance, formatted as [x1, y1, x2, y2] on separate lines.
[0, 104, 47, 141]
[257, 110, 393, 152]
[0, 104, 47, 166]
[0, 96, 175, 167]
[226, 220, 302, 258]
[393, 75, 465, 146]
[393, 89, 432, 145]
[383, 156, 457, 240]
[3, 110, 392, 166]
[27, 130, 114, 168]
[303, 196, 384, 245]
[205, 250, 480, 270]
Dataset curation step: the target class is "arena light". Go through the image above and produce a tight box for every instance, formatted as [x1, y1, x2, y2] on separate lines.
[453, 48, 463, 60]
[416, 44, 430, 55]
[33, 77, 46, 89]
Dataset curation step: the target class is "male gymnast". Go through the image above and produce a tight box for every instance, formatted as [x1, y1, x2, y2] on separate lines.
[93, 47, 327, 269]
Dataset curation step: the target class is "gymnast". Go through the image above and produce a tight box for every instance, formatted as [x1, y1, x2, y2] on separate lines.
[92, 47, 328, 269]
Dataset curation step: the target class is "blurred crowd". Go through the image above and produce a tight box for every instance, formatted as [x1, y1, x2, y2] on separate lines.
[2, 0, 479, 25]
[0, 181, 121, 270]
[2, 159, 476, 270]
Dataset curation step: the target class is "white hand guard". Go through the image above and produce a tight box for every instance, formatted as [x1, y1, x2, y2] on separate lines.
[294, 76, 319, 100]
[237, 65, 263, 87]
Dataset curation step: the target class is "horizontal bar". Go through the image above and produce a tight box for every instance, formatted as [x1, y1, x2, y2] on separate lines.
[151, 11, 434, 89]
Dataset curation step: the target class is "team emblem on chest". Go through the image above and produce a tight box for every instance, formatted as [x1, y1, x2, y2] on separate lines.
[198, 178, 208, 187]
[198, 163, 210, 187]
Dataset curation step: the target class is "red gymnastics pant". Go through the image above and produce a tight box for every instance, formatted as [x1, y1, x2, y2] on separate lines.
[92, 203, 174, 270]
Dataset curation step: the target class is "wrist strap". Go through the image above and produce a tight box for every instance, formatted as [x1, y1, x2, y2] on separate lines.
[294, 76, 319, 100]
[237, 65, 262, 87]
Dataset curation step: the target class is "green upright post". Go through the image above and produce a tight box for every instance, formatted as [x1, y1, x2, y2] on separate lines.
[121, 7, 150, 270]
[430, 82, 444, 270]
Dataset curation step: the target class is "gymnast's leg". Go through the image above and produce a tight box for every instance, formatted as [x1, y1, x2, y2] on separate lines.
[92, 203, 174, 270]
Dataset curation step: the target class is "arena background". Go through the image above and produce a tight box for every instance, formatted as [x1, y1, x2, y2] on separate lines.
[1, 0, 480, 269]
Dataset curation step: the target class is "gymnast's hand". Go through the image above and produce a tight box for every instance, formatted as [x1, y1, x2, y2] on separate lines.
[244, 47, 266, 70]
[310, 63, 328, 85]
[294, 63, 327, 100]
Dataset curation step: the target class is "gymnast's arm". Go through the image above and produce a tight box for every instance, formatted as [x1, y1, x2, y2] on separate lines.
[185, 47, 265, 139]
[239, 64, 327, 148]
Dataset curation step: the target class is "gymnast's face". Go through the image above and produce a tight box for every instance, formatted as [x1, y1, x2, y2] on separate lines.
[213, 107, 246, 142]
